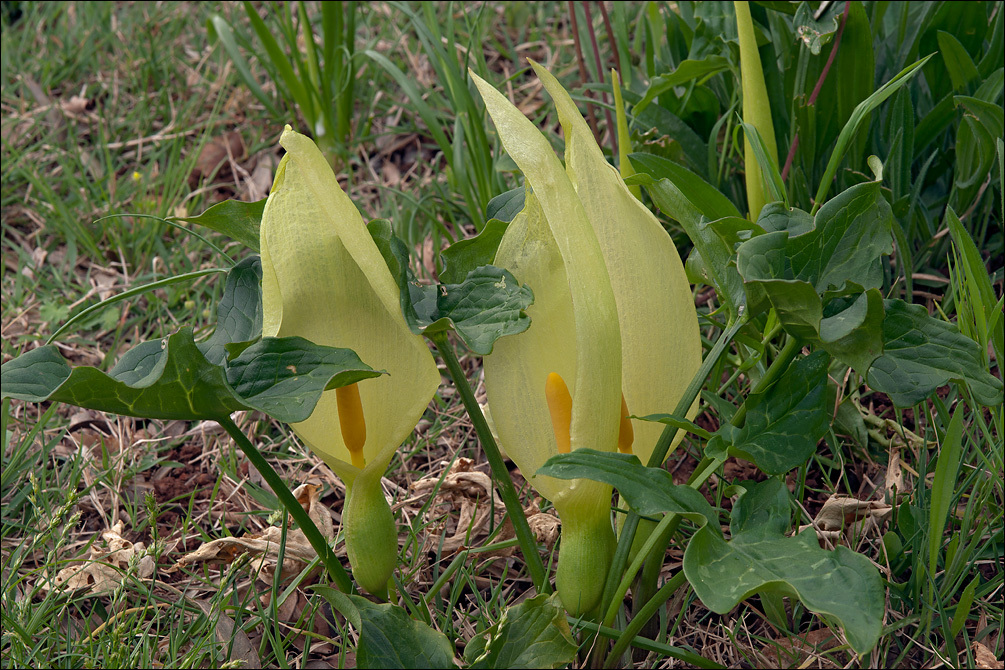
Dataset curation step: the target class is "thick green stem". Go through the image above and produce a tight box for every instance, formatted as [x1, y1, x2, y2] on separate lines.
[429, 332, 550, 594]
[605, 571, 688, 668]
[217, 415, 354, 594]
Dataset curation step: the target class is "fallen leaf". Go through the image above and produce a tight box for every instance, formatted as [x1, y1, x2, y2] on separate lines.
[171, 484, 333, 583]
[41, 521, 155, 595]
[800, 495, 892, 547]
[191, 130, 246, 185]
[973, 641, 1002, 669]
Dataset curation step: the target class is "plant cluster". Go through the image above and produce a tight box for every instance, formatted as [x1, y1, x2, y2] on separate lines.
[2, 2, 1002, 668]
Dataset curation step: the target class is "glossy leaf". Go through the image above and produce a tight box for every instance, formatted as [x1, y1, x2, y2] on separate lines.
[466, 594, 577, 669]
[633, 55, 730, 116]
[369, 219, 533, 355]
[485, 187, 526, 223]
[200, 256, 264, 366]
[867, 300, 1003, 407]
[683, 479, 884, 654]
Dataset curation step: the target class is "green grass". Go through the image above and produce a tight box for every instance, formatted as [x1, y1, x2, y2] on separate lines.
[3, 2, 1003, 669]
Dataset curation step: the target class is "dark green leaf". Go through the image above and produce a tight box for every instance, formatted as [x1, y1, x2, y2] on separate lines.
[738, 121, 787, 208]
[954, 95, 1004, 193]
[171, 198, 266, 252]
[683, 479, 884, 654]
[226, 337, 383, 423]
[467, 594, 577, 669]
[1, 330, 381, 424]
[867, 300, 1003, 407]
[2, 330, 243, 420]
[369, 220, 532, 355]
[536, 450, 719, 532]
[200, 256, 264, 366]
[726, 351, 835, 475]
[637, 413, 713, 440]
[314, 587, 456, 669]
[630, 152, 742, 223]
[792, 2, 838, 55]
[486, 187, 525, 223]
[439, 218, 509, 284]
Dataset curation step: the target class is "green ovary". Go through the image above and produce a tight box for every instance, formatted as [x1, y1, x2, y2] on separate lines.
[343, 474, 398, 597]
[555, 499, 616, 616]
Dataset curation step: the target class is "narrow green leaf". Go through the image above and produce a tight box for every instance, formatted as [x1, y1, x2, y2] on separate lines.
[630, 152, 742, 223]
[206, 15, 278, 117]
[951, 576, 979, 638]
[683, 479, 884, 654]
[314, 587, 456, 669]
[946, 207, 1001, 365]
[813, 55, 931, 213]
[738, 120, 787, 208]
[637, 413, 713, 441]
[467, 594, 577, 669]
[937, 30, 980, 93]
[928, 407, 964, 581]
[172, 198, 267, 252]
[867, 300, 1003, 407]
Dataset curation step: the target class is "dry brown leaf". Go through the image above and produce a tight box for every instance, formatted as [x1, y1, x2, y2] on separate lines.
[885, 445, 904, 499]
[973, 641, 1002, 669]
[171, 484, 333, 583]
[191, 130, 246, 184]
[41, 521, 155, 595]
[799, 495, 892, 548]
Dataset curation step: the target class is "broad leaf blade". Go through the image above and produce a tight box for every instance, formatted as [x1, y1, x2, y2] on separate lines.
[867, 300, 1002, 407]
[200, 256, 264, 365]
[684, 479, 884, 654]
[315, 587, 455, 669]
[728, 351, 834, 475]
[226, 336, 384, 423]
[439, 218, 509, 284]
[467, 594, 577, 669]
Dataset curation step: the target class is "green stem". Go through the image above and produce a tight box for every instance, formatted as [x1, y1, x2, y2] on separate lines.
[598, 316, 747, 620]
[604, 571, 688, 668]
[217, 415, 354, 594]
[429, 332, 550, 594]
[573, 618, 725, 670]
